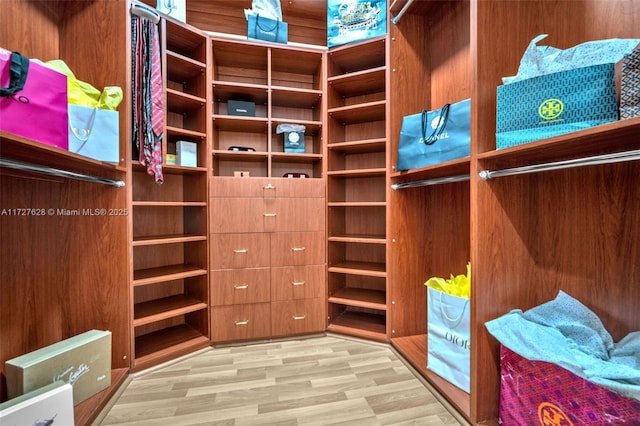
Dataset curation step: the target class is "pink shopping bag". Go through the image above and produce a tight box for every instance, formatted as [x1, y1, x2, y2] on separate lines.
[0, 48, 68, 149]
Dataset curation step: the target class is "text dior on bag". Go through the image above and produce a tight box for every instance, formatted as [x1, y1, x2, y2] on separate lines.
[445, 331, 470, 350]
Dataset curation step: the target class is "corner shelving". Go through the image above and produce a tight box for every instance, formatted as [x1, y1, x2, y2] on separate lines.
[325, 36, 389, 342]
[129, 17, 211, 372]
[210, 37, 324, 178]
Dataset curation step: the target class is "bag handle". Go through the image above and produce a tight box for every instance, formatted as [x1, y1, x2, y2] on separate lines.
[422, 103, 451, 145]
[0, 51, 30, 97]
[255, 14, 279, 34]
[69, 107, 99, 152]
[438, 290, 468, 329]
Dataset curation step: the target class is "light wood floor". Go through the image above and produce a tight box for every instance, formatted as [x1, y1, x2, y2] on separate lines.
[96, 335, 466, 425]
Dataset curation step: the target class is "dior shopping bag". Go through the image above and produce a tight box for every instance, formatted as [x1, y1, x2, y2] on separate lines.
[68, 104, 119, 163]
[427, 286, 470, 393]
[396, 98, 470, 171]
[0, 48, 68, 149]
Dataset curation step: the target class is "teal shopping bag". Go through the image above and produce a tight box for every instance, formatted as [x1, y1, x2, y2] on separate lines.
[396, 98, 471, 171]
[496, 63, 619, 149]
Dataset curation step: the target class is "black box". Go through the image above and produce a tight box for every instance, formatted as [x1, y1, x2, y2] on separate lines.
[228, 100, 256, 117]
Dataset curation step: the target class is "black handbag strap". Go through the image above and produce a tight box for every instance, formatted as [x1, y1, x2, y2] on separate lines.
[255, 14, 279, 33]
[0, 51, 29, 97]
[422, 103, 451, 145]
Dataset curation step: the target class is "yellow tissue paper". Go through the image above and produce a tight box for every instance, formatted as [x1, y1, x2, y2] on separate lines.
[424, 262, 471, 299]
[45, 60, 123, 110]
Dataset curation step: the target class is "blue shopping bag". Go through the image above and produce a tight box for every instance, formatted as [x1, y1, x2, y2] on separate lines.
[247, 14, 288, 44]
[496, 63, 619, 149]
[396, 98, 471, 171]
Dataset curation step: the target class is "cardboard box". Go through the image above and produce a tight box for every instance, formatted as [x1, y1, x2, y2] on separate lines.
[5, 330, 112, 405]
[0, 381, 74, 425]
[176, 140, 197, 167]
[228, 100, 256, 117]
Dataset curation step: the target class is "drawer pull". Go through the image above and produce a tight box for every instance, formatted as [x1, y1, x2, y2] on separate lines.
[291, 281, 305, 286]
[263, 213, 277, 217]
[234, 284, 249, 289]
[235, 320, 249, 326]
[293, 315, 306, 321]
[233, 248, 248, 254]
[264, 183, 276, 190]
[291, 247, 305, 252]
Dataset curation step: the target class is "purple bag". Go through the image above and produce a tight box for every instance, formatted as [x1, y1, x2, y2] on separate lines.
[0, 48, 68, 150]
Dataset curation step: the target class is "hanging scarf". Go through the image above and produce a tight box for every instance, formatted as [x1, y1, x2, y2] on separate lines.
[131, 15, 164, 184]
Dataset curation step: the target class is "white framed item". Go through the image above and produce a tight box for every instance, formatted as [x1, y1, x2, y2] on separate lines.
[0, 381, 74, 425]
[157, 0, 186, 22]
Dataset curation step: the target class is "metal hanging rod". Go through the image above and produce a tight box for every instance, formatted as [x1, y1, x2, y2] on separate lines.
[0, 158, 125, 188]
[479, 149, 640, 181]
[391, 173, 470, 190]
[391, 0, 415, 25]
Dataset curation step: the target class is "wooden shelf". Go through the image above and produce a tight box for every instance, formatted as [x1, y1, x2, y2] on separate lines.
[166, 125, 207, 139]
[212, 150, 269, 162]
[271, 87, 323, 109]
[271, 152, 323, 163]
[133, 264, 208, 286]
[328, 66, 386, 98]
[131, 201, 207, 207]
[167, 88, 207, 110]
[212, 81, 269, 105]
[327, 311, 387, 342]
[134, 324, 210, 366]
[327, 36, 387, 75]
[327, 202, 386, 207]
[391, 335, 470, 421]
[213, 115, 269, 133]
[134, 295, 208, 326]
[328, 288, 387, 310]
[328, 234, 386, 244]
[328, 261, 387, 277]
[327, 168, 386, 178]
[132, 234, 207, 246]
[328, 138, 387, 153]
[167, 51, 206, 84]
[328, 100, 386, 125]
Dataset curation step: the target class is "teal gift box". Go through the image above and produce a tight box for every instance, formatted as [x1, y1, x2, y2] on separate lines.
[496, 63, 619, 149]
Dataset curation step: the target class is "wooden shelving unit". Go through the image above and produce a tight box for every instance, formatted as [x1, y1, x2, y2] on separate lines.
[387, 1, 640, 424]
[210, 38, 325, 179]
[129, 17, 211, 372]
[0, 2, 131, 423]
[325, 36, 389, 343]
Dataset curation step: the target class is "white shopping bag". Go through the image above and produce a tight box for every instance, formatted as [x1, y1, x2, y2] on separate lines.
[427, 286, 470, 392]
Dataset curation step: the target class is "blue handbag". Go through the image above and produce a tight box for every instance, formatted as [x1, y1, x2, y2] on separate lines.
[247, 14, 288, 44]
[396, 98, 471, 171]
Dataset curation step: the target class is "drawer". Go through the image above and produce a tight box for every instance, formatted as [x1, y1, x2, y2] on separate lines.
[270, 231, 325, 266]
[210, 233, 270, 269]
[271, 265, 325, 301]
[210, 198, 266, 233]
[211, 268, 270, 306]
[266, 197, 325, 232]
[210, 177, 324, 198]
[271, 298, 325, 337]
[211, 303, 271, 342]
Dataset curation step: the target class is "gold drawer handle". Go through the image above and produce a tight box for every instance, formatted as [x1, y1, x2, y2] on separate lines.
[235, 320, 249, 326]
[293, 315, 306, 321]
[233, 249, 248, 254]
[291, 281, 305, 286]
[234, 284, 249, 289]
[263, 213, 277, 217]
[264, 183, 276, 190]
[291, 247, 305, 252]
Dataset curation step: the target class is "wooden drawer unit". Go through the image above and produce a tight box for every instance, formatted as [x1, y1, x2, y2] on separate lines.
[210, 177, 325, 199]
[272, 298, 325, 337]
[271, 231, 325, 266]
[211, 303, 271, 342]
[211, 268, 271, 306]
[210, 233, 270, 269]
[210, 197, 325, 233]
[271, 265, 325, 301]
